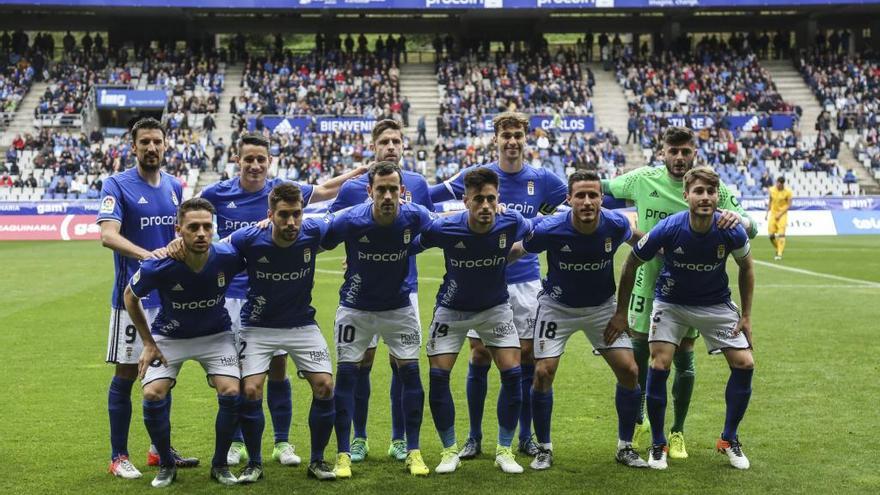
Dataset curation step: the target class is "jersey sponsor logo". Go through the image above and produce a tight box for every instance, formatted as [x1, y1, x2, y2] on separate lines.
[403, 229, 411, 244]
[450, 255, 506, 268]
[605, 237, 612, 253]
[171, 192, 179, 206]
[499, 233, 507, 248]
[255, 267, 312, 281]
[672, 260, 723, 272]
[649, 190, 660, 198]
[558, 259, 612, 271]
[454, 241, 466, 249]
[344, 273, 362, 305]
[100, 195, 116, 214]
[503, 202, 536, 216]
[219, 354, 238, 367]
[357, 249, 408, 262]
[171, 294, 223, 310]
[257, 256, 270, 263]
[561, 244, 572, 252]
[674, 247, 684, 254]
[222, 219, 258, 232]
[527, 180, 535, 196]
[304, 248, 312, 263]
[637, 232, 649, 249]
[358, 235, 370, 243]
[249, 295, 267, 322]
[218, 272, 226, 287]
[400, 330, 420, 346]
[172, 283, 184, 291]
[645, 208, 670, 220]
[493, 320, 516, 338]
[137, 196, 148, 205]
[717, 245, 726, 259]
[227, 201, 237, 209]
[140, 215, 176, 229]
[309, 349, 331, 363]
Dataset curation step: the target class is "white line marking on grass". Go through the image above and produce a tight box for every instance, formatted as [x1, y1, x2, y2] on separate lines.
[315, 268, 443, 283]
[753, 260, 880, 288]
[759, 284, 879, 289]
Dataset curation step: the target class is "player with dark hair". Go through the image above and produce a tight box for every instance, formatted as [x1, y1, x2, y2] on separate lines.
[328, 119, 435, 463]
[200, 131, 365, 467]
[417, 167, 533, 474]
[607, 167, 755, 470]
[506, 170, 648, 470]
[123, 198, 245, 487]
[430, 111, 567, 459]
[321, 161, 435, 477]
[602, 126, 757, 458]
[98, 117, 197, 479]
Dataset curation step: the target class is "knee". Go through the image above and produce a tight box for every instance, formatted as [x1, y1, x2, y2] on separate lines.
[650, 354, 673, 370]
[620, 360, 639, 386]
[470, 344, 492, 366]
[243, 382, 263, 401]
[143, 387, 166, 402]
[731, 353, 755, 370]
[312, 376, 334, 400]
[520, 341, 534, 365]
[216, 381, 240, 397]
[533, 364, 555, 391]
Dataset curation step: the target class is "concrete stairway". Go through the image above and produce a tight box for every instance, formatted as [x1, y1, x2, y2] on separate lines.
[587, 63, 644, 171]
[1, 82, 46, 148]
[399, 63, 439, 145]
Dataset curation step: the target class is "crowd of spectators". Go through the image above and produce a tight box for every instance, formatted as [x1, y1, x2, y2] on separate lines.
[797, 49, 878, 133]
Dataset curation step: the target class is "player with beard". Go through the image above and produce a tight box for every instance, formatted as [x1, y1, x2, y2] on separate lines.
[430, 112, 567, 460]
[98, 118, 198, 479]
[602, 127, 757, 458]
[328, 119, 434, 463]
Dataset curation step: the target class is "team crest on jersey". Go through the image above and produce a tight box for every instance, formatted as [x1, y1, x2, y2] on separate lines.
[171, 192, 179, 206]
[717, 245, 725, 259]
[404, 191, 412, 203]
[403, 229, 411, 244]
[218, 272, 226, 287]
[527, 180, 535, 196]
[100, 195, 116, 214]
[303, 248, 312, 263]
[499, 233, 507, 248]
[605, 237, 613, 253]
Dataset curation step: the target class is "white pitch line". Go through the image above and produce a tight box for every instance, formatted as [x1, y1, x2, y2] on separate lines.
[758, 284, 879, 289]
[315, 268, 443, 283]
[753, 260, 880, 288]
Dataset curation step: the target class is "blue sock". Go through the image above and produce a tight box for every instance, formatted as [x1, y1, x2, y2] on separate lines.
[142, 397, 172, 467]
[267, 378, 292, 443]
[428, 368, 456, 448]
[497, 366, 523, 448]
[108, 376, 134, 460]
[334, 363, 358, 453]
[616, 384, 641, 443]
[722, 367, 754, 441]
[531, 387, 553, 445]
[389, 361, 405, 441]
[466, 362, 490, 442]
[353, 366, 372, 439]
[398, 362, 425, 451]
[309, 396, 335, 463]
[213, 394, 242, 468]
[646, 368, 670, 446]
[239, 398, 264, 465]
[518, 364, 535, 443]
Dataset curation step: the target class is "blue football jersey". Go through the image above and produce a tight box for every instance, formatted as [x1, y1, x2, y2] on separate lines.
[97, 168, 183, 309]
[417, 210, 533, 312]
[632, 211, 751, 306]
[429, 162, 567, 284]
[200, 177, 314, 299]
[329, 170, 435, 293]
[129, 243, 245, 338]
[229, 218, 330, 328]
[523, 209, 632, 308]
[320, 202, 434, 311]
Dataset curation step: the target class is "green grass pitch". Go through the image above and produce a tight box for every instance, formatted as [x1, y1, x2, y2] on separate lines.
[1, 236, 878, 493]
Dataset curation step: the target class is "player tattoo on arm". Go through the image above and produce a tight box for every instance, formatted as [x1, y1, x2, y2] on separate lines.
[733, 254, 755, 347]
[604, 252, 645, 345]
[123, 285, 167, 379]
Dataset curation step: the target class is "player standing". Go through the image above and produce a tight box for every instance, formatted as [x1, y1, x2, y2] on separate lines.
[430, 112, 567, 458]
[200, 132, 365, 467]
[417, 168, 531, 474]
[321, 161, 434, 477]
[98, 117, 197, 479]
[506, 171, 648, 470]
[767, 176, 792, 260]
[123, 198, 245, 487]
[328, 119, 434, 463]
[602, 126, 756, 458]
[608, 167, 755, 470]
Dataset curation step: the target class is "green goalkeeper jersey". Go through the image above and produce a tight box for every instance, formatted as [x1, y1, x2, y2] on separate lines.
[602, 166, 757, 298]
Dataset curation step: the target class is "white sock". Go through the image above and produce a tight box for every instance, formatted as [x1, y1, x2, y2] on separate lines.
[541, 442, 553, 451]
[617, 439, 632, 450]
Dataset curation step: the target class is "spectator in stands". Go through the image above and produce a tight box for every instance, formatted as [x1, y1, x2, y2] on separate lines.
[24, 174, 37, 188]
[843, 168, 858, 194]
[54, 177, 69, 195]
[417, 115, 427, 145]
[0, 175, 11, 187]
[626, 112, 639, 144]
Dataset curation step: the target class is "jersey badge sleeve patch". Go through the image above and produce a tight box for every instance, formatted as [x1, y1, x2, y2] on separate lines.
[100, 195, 116, 214]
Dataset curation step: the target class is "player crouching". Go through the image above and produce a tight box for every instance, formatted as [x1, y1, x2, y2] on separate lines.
[124, 199, 245, 487]
[608, 167, 755, 471]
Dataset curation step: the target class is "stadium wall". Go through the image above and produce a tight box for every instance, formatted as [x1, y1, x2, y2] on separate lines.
[3, 197, 880, 241]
